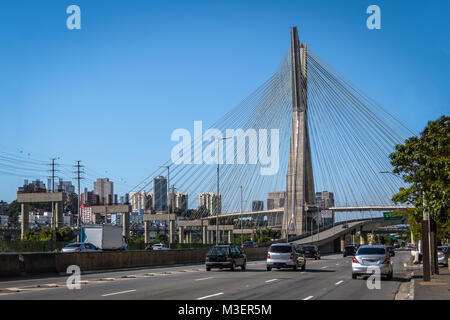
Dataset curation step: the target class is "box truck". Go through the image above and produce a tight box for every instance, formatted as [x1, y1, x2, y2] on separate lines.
[83, 224, 127, 251]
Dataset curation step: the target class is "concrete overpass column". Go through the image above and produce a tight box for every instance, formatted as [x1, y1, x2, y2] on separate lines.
[20, 203, 30, 239]
[55, 202, 63, 228]
[360, 231, 368, 245]
[122, 212, 130, 243]
[340, 236, 345, 252]
[169, 220, 174, 244]
[202, 226, 207, 244]
[179, 226, 184, 244]
[144, 221, 150, 244]
[228, 230, 233, 244]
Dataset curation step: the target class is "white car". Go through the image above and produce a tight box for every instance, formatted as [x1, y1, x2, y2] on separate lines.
[61, 242, 102, 253]
[152, 243, 170, 250]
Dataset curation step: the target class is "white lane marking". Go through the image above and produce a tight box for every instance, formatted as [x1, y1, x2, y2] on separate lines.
[336, 263, 339, 266]
[196, 292, 224, 300]
[195, 277, 213, 281]
[101, 289, 136, 297]
[335, 280, 344, 285]
[303, 295, 314, 300]
[321, 266, 327, 269]
[265, 279, 279, 283]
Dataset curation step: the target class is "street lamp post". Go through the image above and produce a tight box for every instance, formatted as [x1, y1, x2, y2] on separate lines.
[216, 137, 231, 245]
[160, 165, 170, 244]
[240, 185, 243, 246]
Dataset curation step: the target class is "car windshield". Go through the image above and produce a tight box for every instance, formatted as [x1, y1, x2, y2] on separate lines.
[302, 246, 315, 250]
[269, 245, 292, 253]
[438, 246, 448, 253]
[65, 243, 82, 248]
[357, 247, 386, 255]
[243, 241, 253, 245]
[208, 247, 229, 255]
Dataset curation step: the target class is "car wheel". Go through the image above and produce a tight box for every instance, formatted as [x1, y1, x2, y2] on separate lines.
[315, 257, 317, 260]
[386, 272, 393, 280]
[230, 263, 235, 271]
[352, 273, 357, 279]
[206, 267, 211, 271]
[293, 264, 298, 271]
[267, 266, 272, 271]
[301, 263, 306, 271]
[318, 256, 321, 260]
[241, 261, 246, 271]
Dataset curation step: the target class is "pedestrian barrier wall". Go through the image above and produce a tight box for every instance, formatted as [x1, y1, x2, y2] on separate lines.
[0, 247, 269, 277]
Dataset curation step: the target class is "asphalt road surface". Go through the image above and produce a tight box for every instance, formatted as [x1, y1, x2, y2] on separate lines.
[0, 251, 411, 300]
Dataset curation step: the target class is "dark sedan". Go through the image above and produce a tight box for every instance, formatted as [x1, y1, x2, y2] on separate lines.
[343, 245, 357, 257]
[300, 245, 321, 260]
[386, 246, 395, 257]
[205, 245, 247, 271]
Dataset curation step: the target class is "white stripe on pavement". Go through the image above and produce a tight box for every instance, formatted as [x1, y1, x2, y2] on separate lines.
[321, 266, 327, 269]
[197, 292, 224, 300]
[303, 296, 314, 300]
[101, 289, 136, 297]
[335, 280, 344, 285]
[265, 279, 278, 283]
[195, 277, 213, 281]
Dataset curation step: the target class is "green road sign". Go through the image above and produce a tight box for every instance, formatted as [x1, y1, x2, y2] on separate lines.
[383, 211, 404, 220]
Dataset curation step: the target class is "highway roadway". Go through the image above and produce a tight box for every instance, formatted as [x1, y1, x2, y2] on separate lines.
[0, 251, 412, 300]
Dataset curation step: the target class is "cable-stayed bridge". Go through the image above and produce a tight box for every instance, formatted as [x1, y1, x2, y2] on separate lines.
[131, 26, 414, 246]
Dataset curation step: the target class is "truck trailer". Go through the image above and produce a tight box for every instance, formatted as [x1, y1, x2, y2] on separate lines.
[83, 224, 127, 251]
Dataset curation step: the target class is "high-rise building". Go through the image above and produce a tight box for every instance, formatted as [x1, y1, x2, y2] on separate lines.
[198, 192, 221, 216]
[267, 192, 285, 210]
[315, 191, 334, 208]
[130, 191, 153, 212]
[56, 179, 75, 193]
[175, 192, 188, 211]
[94, 178, 114, 205]
[153, 176, 167, 212]
[0, 201, 8, 215]
[81, 188, 99, 205]
[252, 200, 264, 212]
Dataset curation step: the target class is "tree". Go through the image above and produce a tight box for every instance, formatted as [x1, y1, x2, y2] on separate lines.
[153, 232, 168, 244]
[390, 115, 450, 238]
[64, 192, 79, 215]
[4, 200, 20, 227]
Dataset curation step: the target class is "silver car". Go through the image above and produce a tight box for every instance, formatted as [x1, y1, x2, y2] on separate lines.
[352, 245, 393, 280]
[266, 243, 306, 271]
[61, 242, 101, 253]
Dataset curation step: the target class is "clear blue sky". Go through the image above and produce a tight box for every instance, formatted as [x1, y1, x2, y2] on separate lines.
[0, 0, 449, 202]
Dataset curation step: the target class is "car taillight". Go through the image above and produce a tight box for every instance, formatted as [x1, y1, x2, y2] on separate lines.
[205, 257, 210, 262]
[226, 258, 232, 262]
[352, 257, 357, 263]
[384, 258, 390, 264]
[311, 250, 315, 253]
[75, 248, 81, 253]
[290, 253, 294, 260]
[267, 253, 271, 259]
